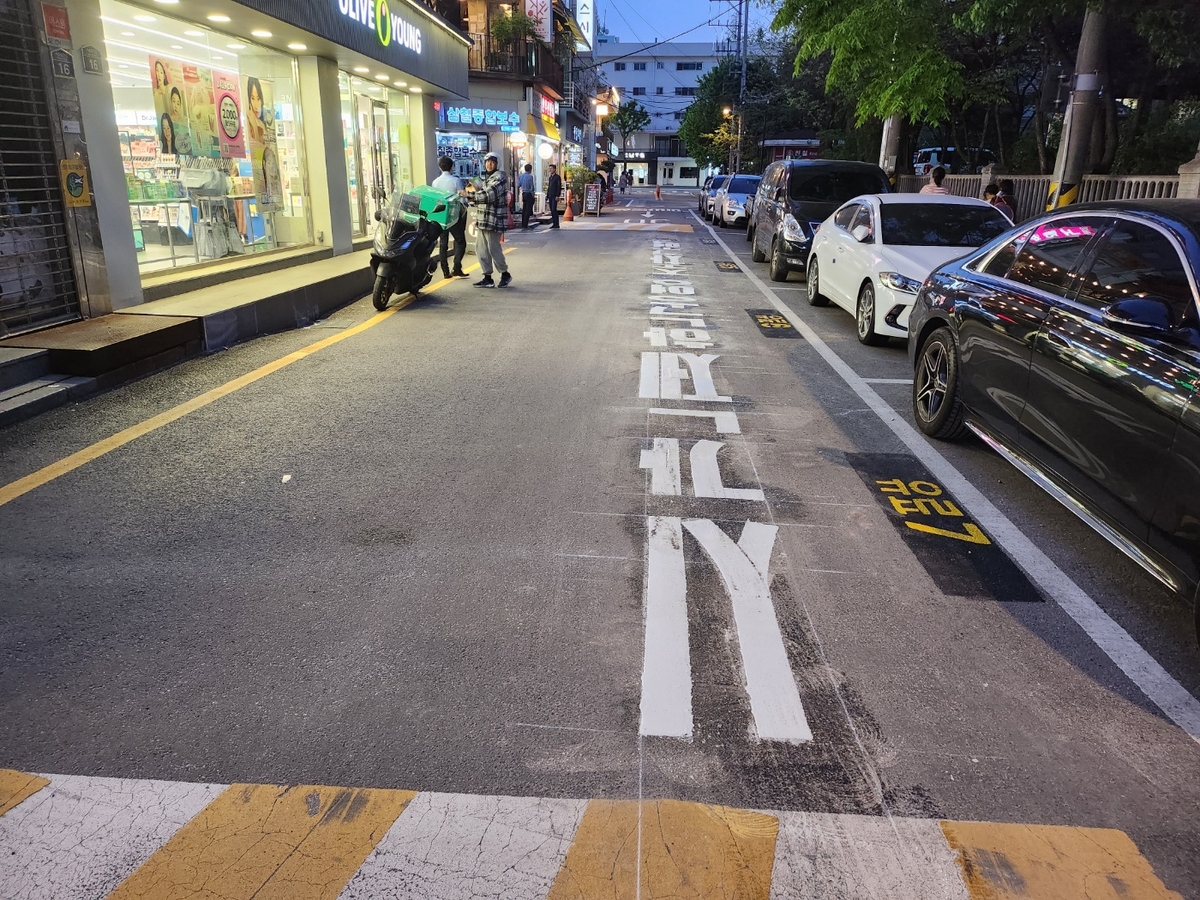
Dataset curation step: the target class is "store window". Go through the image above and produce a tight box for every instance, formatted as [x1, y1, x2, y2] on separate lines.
[339, 73, 419, 236]
[102, 0, 311, 280]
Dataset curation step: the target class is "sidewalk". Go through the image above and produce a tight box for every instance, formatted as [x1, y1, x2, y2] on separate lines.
[0, 250, 374, 428]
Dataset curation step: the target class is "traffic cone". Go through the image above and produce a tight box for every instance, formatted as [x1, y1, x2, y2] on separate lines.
[655, 184, 662, 201]
[563, 188, 574, 222]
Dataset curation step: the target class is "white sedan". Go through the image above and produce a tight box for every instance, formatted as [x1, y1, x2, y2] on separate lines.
[805, 194, 1013, 344]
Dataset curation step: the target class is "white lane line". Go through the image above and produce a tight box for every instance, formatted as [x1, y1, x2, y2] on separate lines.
[648, 408, 741, 433]
[683, 519, 813, 743]
[640, 516, 694, 738]
[862, 378, 914, 385]
[339, 793, 587, 900]
[696, 212, 1200, 743]
[0, 774, 223, 900]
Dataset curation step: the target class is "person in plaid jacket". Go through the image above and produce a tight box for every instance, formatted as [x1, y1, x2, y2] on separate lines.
[463, 152, 512, 288]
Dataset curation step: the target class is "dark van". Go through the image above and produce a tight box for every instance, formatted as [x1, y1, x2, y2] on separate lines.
[749, 160, 890, 282]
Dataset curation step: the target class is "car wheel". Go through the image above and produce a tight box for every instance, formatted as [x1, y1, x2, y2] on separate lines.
[806, 257, 829, 306]
[751, 227, 766, 263]
[746, 223, 755, 244]
[913, 326, 967, 440]
[856, 282, 884, 346]
[769, 239, 789, 282]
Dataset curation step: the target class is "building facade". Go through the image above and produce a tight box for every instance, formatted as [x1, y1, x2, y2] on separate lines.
[594, 38, 719, 187]
[1, 0, 468, 335]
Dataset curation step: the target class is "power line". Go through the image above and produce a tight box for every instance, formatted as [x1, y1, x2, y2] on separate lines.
[576, 12, 727, 72]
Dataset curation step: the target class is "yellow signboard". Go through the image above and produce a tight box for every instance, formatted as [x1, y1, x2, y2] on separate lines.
[59, 159, 92, 208]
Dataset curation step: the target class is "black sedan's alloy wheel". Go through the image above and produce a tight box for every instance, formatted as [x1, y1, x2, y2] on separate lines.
[913, 326, 967, 439]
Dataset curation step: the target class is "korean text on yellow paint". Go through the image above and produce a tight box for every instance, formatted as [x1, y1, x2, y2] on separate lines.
[876, 478, 991, 545]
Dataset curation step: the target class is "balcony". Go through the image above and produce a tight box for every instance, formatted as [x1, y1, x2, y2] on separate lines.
[467, 33, 564, 97]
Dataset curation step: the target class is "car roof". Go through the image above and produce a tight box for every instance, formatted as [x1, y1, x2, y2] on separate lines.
[873, 194, 993, 207]
[1044, 199, 1200, 242]
[773, 159, 884, 172]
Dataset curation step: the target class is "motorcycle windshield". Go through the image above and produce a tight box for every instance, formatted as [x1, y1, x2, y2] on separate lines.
[373, 193, 409, 256]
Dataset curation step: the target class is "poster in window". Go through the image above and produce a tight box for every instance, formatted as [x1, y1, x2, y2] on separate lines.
[148, 56, 194, 156]
[213, 70, 245, 159]
[184, 66, 221, 159]
[244, 75, 282, 211]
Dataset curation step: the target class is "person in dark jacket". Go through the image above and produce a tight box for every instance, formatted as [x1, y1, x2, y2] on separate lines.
[546, 164, 562, 229]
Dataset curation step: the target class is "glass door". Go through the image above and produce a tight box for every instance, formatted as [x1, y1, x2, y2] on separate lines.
[357, 95, 393, 225]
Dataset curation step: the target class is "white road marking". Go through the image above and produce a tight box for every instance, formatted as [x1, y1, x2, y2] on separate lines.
[691, 440, 766, 502]
[862, 378, 914, 385]
[640, 516, 694, 738]
[339, 793, 587, 900]
[640, 438, 682, 496]
[648, 408, 741, 434]
[0, 774, 223, 900]
[697, 213, 1200, 743]
[639, 353, 730, 402]
[683, 519, 813, 743]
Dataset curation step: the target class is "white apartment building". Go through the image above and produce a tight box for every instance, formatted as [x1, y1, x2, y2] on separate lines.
[595, 38, 721, 186]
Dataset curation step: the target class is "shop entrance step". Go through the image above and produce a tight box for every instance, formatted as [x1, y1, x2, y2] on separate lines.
[0, 348, 50, 392]
[0, 314, 202, 379]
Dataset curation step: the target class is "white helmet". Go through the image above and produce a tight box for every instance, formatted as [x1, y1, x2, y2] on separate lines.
[484, 152, 500, 163]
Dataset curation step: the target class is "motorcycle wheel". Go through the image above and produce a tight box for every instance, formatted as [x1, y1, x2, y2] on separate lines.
[372, 274, 391, 311]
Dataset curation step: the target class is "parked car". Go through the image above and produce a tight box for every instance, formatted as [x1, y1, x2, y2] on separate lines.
[749, 159, 891, 282]
[712, 174, 761, 227]
[908, 200, 1200, 631]
[698, 175, 721, 216]
[807, 195, 1012, 344]
[912, 146, 996, 176]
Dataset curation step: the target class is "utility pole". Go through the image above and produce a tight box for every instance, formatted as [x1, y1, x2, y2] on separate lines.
[1047, 8, 1106, 209]
[735, 0, 747, 172]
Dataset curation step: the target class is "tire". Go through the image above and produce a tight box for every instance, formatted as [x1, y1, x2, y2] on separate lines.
[746, 223, 754, 243]
[751, 228, 767, 263]
[913, 326, 967, 440]
[856, 282, 884, 346]
[769, 239, 790, 282]
[806, 257, 829, 305]
[371, 274, 391, 311]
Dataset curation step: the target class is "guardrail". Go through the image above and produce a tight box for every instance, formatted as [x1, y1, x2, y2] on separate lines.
[1078, 175, 1179, 202]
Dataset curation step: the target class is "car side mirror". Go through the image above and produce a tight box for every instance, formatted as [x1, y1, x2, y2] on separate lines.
[1101, 297, 1178, 332]
[851, 224, 872, 243]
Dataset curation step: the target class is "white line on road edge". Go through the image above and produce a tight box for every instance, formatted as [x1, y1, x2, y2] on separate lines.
[694, 212, 1200, 743]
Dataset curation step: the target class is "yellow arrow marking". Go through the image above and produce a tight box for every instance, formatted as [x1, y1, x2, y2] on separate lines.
[905, 521, 991, 544]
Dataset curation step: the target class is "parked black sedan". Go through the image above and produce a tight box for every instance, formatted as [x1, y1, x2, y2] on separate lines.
[908, 200, 1200, 635]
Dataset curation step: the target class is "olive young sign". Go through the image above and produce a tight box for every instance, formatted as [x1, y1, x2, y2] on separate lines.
[229, 0, 468, 95]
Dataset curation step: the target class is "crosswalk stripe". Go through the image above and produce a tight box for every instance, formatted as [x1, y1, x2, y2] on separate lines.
[106, 783, 416, 900]
[547, 799, 778, 900]
[0, 769, 49, 818]
[0, 771, 1186, 898]
[940, 821, 1185, 900]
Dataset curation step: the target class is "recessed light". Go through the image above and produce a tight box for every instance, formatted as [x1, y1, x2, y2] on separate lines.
[120, 31, 135, 36]
[226, 42, 245, 49]
[393, 81, 407, 88]
[353, 66, 368, 73]
[287, 42, 306, 50]
[409, 87, 422, 93]
[251, 29, 271, 38]
[184, 29, 205, 35]
[170, 44, 182, 49]
[375, 74, 389, 81]
[207, 14, 231, 23]
[154, 0, 179, 4]
[133, 14, 155, 21]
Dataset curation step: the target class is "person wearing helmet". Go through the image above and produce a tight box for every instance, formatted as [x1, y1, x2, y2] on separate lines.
[463, 151, 511, 288]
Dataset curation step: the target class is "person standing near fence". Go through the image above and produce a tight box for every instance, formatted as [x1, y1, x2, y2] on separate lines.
[984, 183, 1014, 222]
[463, 152, 512, 288]
[920, 166, 951, 195]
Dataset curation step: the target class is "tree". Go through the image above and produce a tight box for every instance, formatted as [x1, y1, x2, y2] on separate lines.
[609, 100, 651, 155]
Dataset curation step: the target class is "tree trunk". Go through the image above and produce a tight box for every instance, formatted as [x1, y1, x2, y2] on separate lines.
[1033, 109, 1050, 174]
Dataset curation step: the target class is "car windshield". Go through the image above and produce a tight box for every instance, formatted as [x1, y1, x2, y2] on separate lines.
[728, 176, 760, 194]
[880, 203, 1012, 247]
[789, 169, 888, 202]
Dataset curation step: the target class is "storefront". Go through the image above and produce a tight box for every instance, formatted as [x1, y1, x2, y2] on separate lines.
[433, 97, 522, 181]
[41, 0, 469, 307]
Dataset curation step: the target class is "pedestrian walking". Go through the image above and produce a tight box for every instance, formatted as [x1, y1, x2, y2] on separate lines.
[517, 163, 536, 229]
[920, 166, 951, 195]
[619, 171, 628, 194]
[463, 152, 511, 288]
[983, 182, 1014, 222]
[546, 163, 562, 229]
[431, 156, 468, 278]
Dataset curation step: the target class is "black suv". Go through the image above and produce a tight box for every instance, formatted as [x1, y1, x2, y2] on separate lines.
[749, 160, 890, 282]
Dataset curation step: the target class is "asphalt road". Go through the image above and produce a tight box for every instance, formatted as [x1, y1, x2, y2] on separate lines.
[1, 191, 1198, 896]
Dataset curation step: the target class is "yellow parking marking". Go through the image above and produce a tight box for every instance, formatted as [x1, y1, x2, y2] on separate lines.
[107, 782, 416, 900]
[547, 798, 778, 900]
[0, 253, 503, 511]
[906, 521, 992, 544]
[941, 821, 1184, 900]
[0, 769, 50, 817]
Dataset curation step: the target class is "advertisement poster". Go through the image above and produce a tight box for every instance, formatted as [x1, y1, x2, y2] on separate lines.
[149, 56, 194, 156]
[213, 70, 245, 159]
[184, 66, 221, 158]
[244, 75, 282, 211]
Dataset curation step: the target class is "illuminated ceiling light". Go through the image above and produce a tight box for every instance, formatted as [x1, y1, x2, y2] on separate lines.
[393, 80, 407, 87]
[153, 0, 179, 4]
[250, 29, 271, 38]
[287, 42, 307, 50]
[226, 42, 245, 49]
[133, 14, 155, 21]
[121, 30, 135, 36]
[207, 14, 231, 23]
[170, 44, 183, 49]
[375, 74, 389, 81]
[409, 86, 422, 93]
[353, 66, 369, 73]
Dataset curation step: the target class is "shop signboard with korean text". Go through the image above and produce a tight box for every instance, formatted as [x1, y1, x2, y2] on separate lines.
[524, 0, 552, 43]
[440, 103, 521, 133]
[230, 0, 468, 96]
[577, 0, 594, 49]
[584, 182, 601, 215]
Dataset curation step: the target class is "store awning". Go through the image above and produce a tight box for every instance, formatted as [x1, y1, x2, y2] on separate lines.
[526, 115, 561, 142]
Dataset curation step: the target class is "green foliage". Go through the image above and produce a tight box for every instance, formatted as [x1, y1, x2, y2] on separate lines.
[609, 100, 652, 151]
[490, 7, 539, 45]
[678, 99, 733, 170]
[1114, 101, 1200, 174]
[562, 164, 594, 197]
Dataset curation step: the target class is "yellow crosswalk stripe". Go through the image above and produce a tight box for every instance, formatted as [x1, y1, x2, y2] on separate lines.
[942, 820, 1185, 900]
[0, 769, 49, 818]
[106, 782, 416, 900]
[547, 799, 778, 900]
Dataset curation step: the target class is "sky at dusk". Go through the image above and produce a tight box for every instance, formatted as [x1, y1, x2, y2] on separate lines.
[597, 0, 774, 47]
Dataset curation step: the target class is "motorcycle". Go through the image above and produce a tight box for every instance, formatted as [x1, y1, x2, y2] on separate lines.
[370, 185, 463, 311]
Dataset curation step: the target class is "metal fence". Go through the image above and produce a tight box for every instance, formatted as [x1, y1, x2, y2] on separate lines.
[466, 33, 564, 97]
[1078, 175, 1178, 202]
